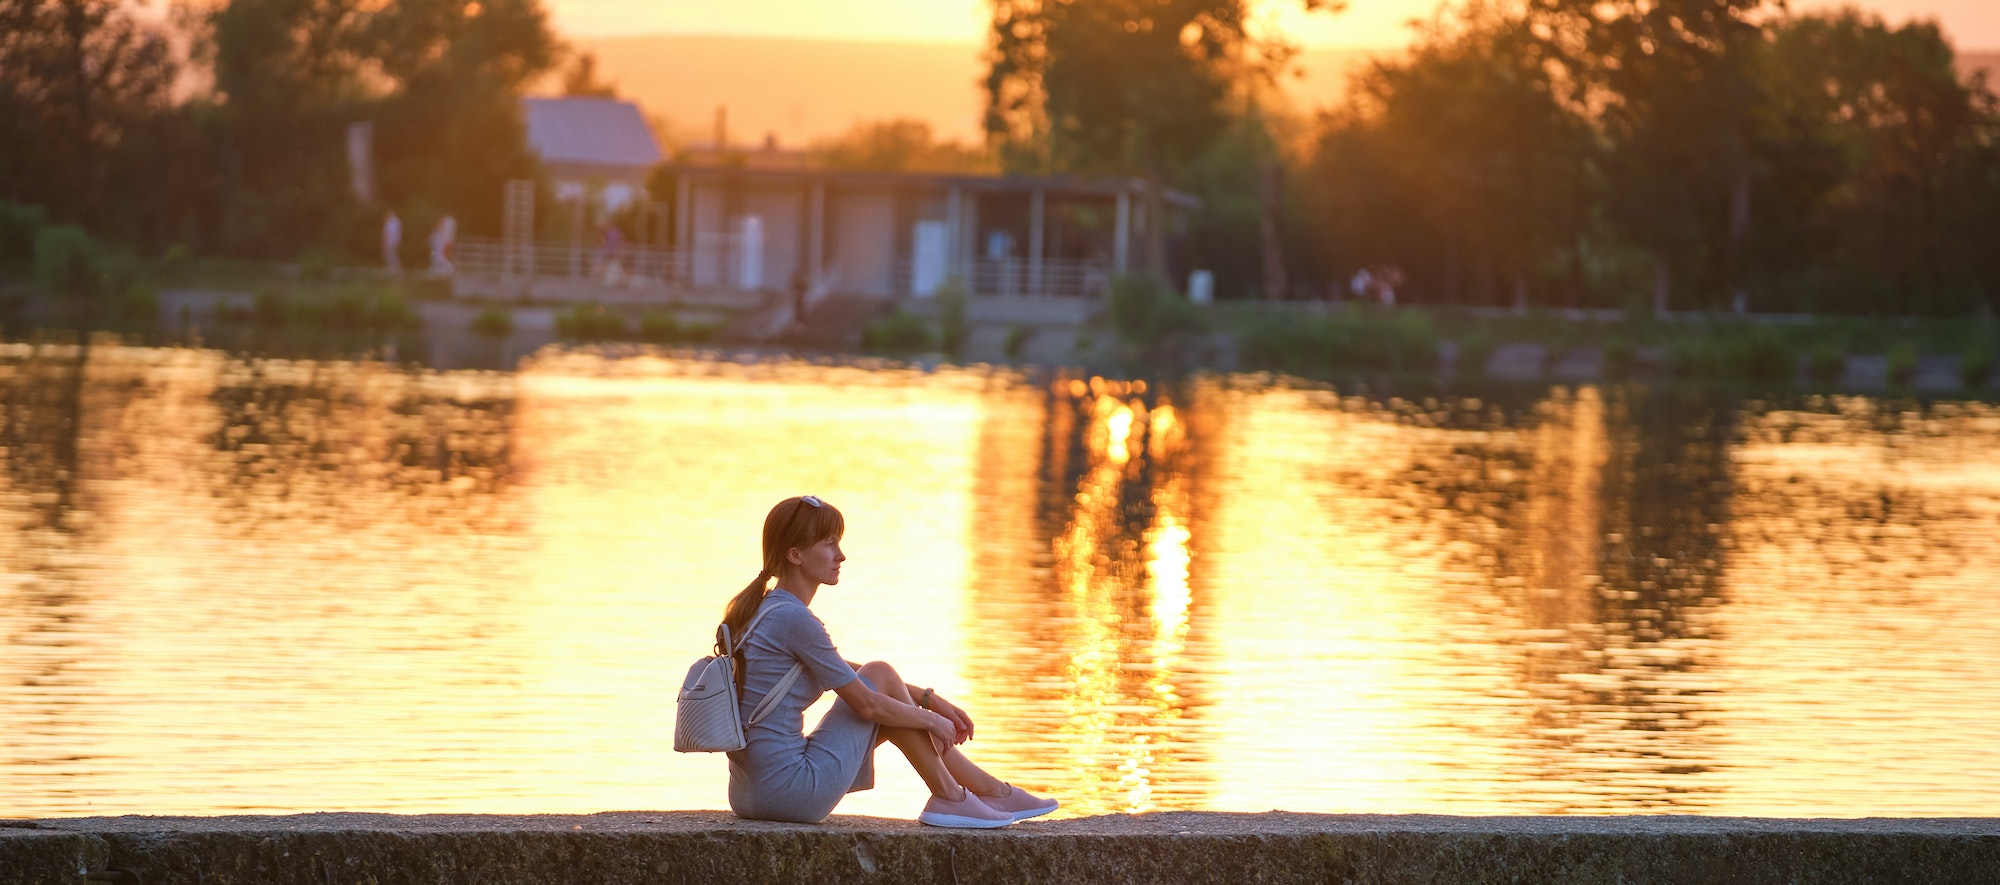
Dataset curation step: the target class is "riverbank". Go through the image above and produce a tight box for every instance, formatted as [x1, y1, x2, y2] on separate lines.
[6, 811, 1995, 884]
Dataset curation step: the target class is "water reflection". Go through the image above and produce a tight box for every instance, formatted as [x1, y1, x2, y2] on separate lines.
[2, 340, 1998, 818]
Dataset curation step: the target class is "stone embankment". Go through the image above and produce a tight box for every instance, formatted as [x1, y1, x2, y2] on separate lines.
[4, 811, 1996, 884]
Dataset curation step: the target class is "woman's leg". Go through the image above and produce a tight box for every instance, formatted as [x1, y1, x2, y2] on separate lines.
[855, 661, 1008, 798]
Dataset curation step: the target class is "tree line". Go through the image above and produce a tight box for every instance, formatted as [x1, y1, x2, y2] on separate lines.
[1, 0, 558, 263]
[985, 0, 2000, 315]
[4, 0, 1996, 317]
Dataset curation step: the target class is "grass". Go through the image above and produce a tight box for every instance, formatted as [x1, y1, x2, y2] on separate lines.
[861, 309, 934, 355]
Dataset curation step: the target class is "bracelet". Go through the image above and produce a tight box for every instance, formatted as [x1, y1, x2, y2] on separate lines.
[918, 687, 934, 709]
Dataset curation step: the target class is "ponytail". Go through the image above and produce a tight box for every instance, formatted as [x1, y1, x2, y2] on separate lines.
[722, 569, 772, 689]
[722, 569, 772, 652]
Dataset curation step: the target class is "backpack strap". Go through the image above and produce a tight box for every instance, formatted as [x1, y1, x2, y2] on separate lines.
[745, 662, 805, 728]
[727, 597, 808, 731]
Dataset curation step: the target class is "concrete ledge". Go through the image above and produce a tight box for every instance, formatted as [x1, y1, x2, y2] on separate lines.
[7, 811, 1997, 884]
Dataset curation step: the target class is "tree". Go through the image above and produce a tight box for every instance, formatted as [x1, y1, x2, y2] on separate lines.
[811, 119, 994, 173]
[203, 0, 557, 257]
[984, 0, 1333, 177]
[0, 0, 178, 228]
[984, 0, 1334, 287]
[1530, 0, 1772, 312]
[1758, 11, 1998, 312]
[561, 50, 618, 97]
[1300, 2, 1597, 306]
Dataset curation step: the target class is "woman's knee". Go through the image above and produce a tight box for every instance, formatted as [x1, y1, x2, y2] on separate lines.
[856, 660, 903, 688]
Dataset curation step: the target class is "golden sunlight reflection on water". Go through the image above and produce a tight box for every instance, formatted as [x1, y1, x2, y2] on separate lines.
[2, 342, 1998, 819]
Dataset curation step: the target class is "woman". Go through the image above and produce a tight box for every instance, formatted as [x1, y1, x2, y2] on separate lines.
[721, 495, 1058, 828]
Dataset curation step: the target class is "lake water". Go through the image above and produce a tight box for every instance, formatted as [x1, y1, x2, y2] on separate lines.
[3, 339, 1997, 820]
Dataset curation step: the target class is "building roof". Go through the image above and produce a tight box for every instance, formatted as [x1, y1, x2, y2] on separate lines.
[522, 97, 663, 175]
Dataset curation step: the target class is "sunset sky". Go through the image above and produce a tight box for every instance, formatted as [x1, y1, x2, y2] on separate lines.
[549, 0, 2000, 49]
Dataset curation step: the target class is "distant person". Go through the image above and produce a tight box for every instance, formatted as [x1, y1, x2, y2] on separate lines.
[428, 215, 456, 275]
[716, 496, 1057, 828]
[382, 211, 402, 272]
[1349, 268, 1372, 299]
[788, 266, 810, 331]
[598, 222, 626, 284]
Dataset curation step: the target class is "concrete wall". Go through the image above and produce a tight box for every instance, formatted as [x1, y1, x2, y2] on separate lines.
[6, 812, 1996, 885]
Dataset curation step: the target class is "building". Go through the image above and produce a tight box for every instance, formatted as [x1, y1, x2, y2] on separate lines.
[521, 97, 663, 213]
[668, 166, 1199, 300]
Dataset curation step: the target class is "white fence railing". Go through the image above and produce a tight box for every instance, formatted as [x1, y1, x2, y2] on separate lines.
[454, 236, 1114, 299]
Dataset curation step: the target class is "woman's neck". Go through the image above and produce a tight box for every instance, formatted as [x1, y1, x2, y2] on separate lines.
[775, 576, 818, 606]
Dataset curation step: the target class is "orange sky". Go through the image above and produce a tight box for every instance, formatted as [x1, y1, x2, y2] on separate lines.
[549, 0, 2000, 49]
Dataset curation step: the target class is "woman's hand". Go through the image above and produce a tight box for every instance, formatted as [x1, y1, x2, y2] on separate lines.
[925, 710, 959, 752]
[926, 692, 975, 743]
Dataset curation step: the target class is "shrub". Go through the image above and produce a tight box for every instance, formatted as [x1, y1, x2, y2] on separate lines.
[556, 303, 628, 340]
[471, 306, 513, 337]
[1886, 342, 1918, 385]
[1, 201, 48, 264]
[158, 243, 194, 281]
[33, 224, 104, 297]
[1109, 274, 1207, 344]
[637, 311, 682, 343]
[937, 277, 969, 355]
[861, 309, 933, 354]
[1808, 342, 1845, 382]
[1731, 327, 1796, 384]
[1238, 308, 1440, 376]
[1961, 344, 1995, 388]
[1603, 336, 1635, 377]
[252, 289, 290, 326]
[1003, 324, 1033, 359]
[368, 292, 415, 330]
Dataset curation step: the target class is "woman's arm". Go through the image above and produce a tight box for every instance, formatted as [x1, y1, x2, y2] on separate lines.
[833, 678, 959, 747]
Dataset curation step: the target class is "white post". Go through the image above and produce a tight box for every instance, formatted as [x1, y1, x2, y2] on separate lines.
[809, 179, 825, 284]
[1029, 187, 1045, 297]
[738, 215, 764, 290]
[675, 173, 692, 283]
[945, 185, 962, 282]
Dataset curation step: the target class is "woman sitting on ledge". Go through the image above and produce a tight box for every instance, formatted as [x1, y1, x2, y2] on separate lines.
[720, 495, 1057, 829]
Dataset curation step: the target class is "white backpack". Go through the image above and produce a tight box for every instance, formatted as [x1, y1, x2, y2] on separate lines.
[673, 603, 805, 753]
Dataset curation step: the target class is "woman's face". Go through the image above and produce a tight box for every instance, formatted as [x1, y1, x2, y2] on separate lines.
[791, 536, 845, 587]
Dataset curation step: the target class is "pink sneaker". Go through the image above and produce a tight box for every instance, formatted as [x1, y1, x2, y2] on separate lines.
[917, 789, 1013, 828]
[975, 784, 1059, 822]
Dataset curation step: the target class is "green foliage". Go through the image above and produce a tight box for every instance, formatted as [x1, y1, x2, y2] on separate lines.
[1237, 307, 1439, 376]
[812, 119, 994, 173]
[1886, 342, 1918, 385]
[1962, 345, 1995, 388]
[556, 303, 628, 340]
[637, 311, 719, 344]
[1669, 328, 1798, 383]
[236, 285, 418, 331]
[0, 202, 49, 265]
[936, 278, 969, 355]
[1808, 341, 1846, 382]
[470, 306, 514, 337]
[253, 290, 291, 327]
[1003, 324, 1034, 360]
[1307, 9, 1596, 306]
[984, 0, 1328, 175]
[1109, 275, 1208, 344]
[861, 310, 934, 355]
[33, 225, 106, 297]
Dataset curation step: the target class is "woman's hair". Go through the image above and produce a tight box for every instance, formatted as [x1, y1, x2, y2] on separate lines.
[721, 496, 845, 674]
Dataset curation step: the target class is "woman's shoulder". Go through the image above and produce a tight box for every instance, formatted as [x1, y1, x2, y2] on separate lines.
[757, 595, 827, 633]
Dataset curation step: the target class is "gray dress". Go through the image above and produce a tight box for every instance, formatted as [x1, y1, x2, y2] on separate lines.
[726, 589, 880, 822]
